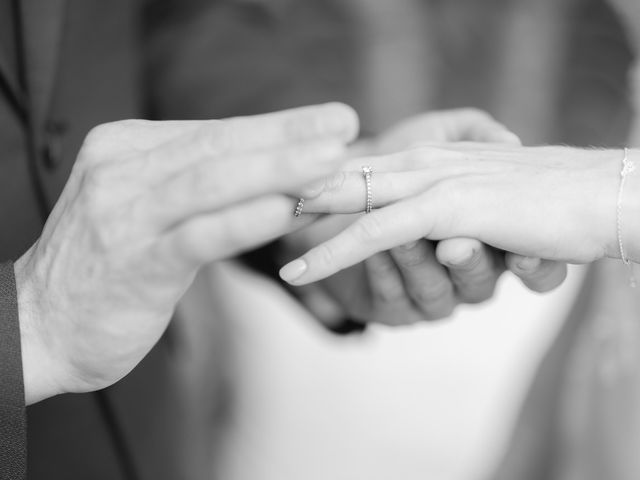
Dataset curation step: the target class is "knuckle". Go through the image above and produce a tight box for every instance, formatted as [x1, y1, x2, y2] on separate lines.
[85, 122, 117, 143]
[431, 179, 467, 212]
[458, 107, 491, 121]
[84, 124, 106, 146]
[351, 215, 383, 243]
[372, 281, 405, 304]
[81, 124, 115, 159]
[366, 256, 406, 303]
[218, 213, 248, 248]
[322, 170, 348, 194]
[85, 120, 140, 143]
[197, 120, 228, 155]
[315, 242, 339, 270]
[82, 120, 148, 162]
[410, 278, 453, 306]
[283, 112, 322, 141]
[453, 266, 500, 302]
[392, 243, 428, 268]
[366, 254, 396, 276]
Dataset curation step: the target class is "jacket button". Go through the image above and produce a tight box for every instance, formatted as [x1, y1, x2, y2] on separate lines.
[42, 119, 68, 170]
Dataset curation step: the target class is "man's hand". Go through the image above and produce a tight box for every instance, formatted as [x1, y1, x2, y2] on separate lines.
[14, 103, 358, 404]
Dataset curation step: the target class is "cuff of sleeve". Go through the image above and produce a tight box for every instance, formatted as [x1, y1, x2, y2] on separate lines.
[0, 261, 26, 479]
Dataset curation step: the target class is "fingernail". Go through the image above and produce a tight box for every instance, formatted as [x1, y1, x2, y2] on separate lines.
[279, 259, 308, 283]
[447, 248, 476, 267]
[517, 257, 540, 271]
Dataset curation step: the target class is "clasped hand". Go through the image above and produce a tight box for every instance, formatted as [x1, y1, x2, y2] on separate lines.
[281, 141, 625, 293]
[282, 110, 569, 327]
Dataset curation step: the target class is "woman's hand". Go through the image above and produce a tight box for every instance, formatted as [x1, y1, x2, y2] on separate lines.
[284, 110, 567, 327]
[14, 103, 358, 404]
[280, 144, 626, 285]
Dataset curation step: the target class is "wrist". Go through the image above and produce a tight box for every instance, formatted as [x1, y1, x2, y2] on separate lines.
[607, 149, 640, 263]
[619, 149, 640, 263]
[14, 247, 65, 404]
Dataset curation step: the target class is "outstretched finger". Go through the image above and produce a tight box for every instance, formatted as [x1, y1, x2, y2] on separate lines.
[279, 192, 448, 285]
[447, 109, 522, 145]
[375, 109, 520, 153]
[157, 194, 317, 271]
[83, 103, 358, 159]
[134, 138, 348, 231]
[223, 102, 359, 152]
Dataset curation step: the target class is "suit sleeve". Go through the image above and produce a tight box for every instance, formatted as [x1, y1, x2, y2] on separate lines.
[0, 262, 26, 480]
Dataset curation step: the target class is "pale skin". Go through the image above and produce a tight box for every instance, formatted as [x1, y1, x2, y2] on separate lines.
[15, 102, 359, 404]
[286, 109, 568, 326]
[279, 144, 639, 286]
[13, 103, 570, 405]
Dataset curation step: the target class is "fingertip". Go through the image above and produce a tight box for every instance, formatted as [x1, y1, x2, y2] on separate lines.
[436, 238, 483, 268]
[279, 259, 308, 284]
[496, 130, 522, 146]
[506, 254, 567, 293]
[478, 128, 522, 146]
[320, 102, 360, 143]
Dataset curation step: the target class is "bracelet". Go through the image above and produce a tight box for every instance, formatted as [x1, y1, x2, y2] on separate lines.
[616, 147, 637, 287]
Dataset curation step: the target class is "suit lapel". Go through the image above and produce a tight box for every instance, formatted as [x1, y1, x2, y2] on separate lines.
[0, 0, 26, 117]
[19, 0, 67, 129]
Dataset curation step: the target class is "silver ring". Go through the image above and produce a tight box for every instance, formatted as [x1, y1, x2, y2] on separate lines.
[362, 165, 373, 213]
[294, 197, 305, 217]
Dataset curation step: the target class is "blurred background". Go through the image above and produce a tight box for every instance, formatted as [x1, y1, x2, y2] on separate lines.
[154, 0, 637, 478]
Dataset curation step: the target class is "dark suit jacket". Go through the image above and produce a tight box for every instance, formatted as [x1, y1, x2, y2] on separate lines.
[0, 1, 362, 478]
[0, 1, 233, 479]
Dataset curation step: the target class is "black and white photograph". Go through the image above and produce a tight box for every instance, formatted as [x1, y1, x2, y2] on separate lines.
[1, 0, 639, 479]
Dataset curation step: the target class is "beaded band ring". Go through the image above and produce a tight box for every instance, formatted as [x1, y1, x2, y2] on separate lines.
[362, 165, 373, 214]
[293, 197, 305, 217]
